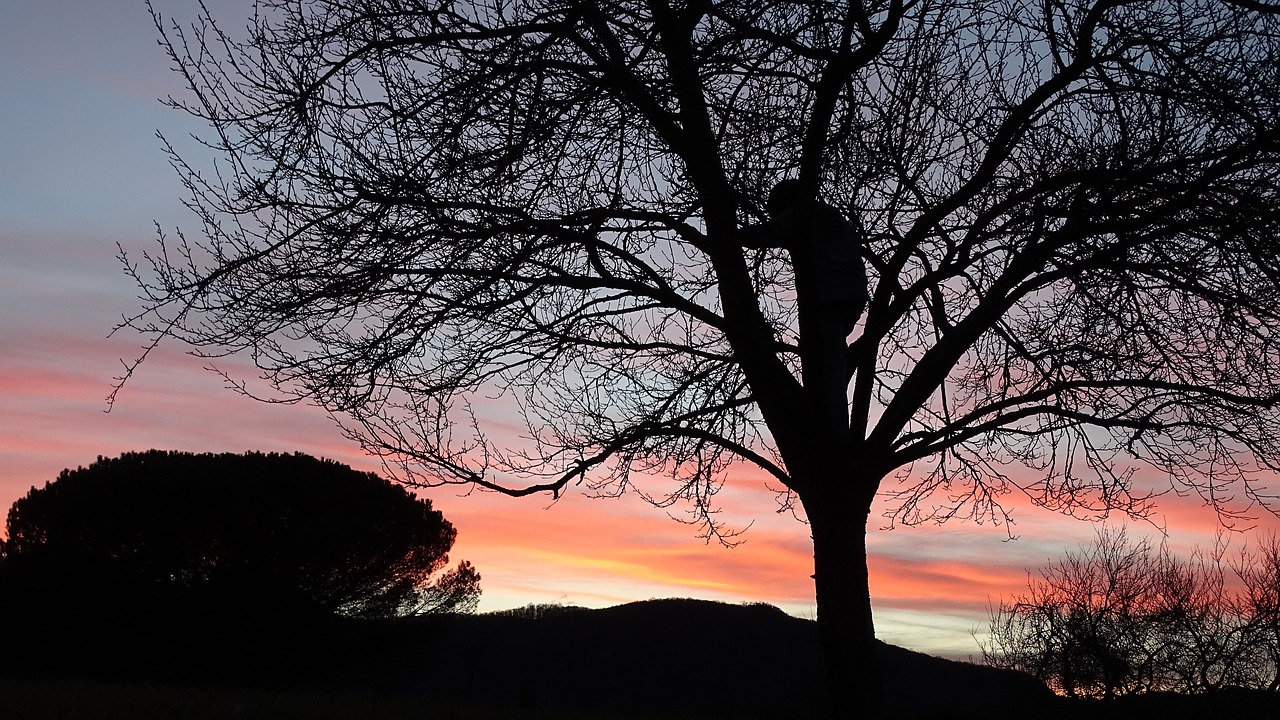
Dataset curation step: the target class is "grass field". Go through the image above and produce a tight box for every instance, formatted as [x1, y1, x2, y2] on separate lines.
[0, 678, 695, 720]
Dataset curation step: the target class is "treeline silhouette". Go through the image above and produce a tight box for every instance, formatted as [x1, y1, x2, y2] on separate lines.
[0, 451, 477, 687]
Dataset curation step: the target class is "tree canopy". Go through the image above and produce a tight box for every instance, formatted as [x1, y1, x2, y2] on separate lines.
[120, 0, 1280, 714]
[1, 450, 480, 618]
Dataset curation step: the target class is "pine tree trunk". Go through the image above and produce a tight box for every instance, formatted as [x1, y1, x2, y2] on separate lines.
[805, 493, 883, 719]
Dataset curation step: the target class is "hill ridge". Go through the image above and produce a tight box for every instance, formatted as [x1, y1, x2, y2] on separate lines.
[412, 597, 1050, 718]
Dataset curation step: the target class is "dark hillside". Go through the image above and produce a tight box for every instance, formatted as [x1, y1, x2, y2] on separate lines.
[7, 595, 1274, 718]
[410, 598, 1052, 719]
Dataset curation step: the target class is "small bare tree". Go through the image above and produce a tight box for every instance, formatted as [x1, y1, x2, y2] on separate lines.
[984, 529, 1280, 697]
[120, 1, 1280, 715]
[1237, 534, 1280, 691]
[983, 528, 1161, 698]
[1147, 538, 1246, 692]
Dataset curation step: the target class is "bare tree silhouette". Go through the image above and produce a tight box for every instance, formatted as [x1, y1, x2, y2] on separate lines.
[118, 1, 1280, 715]
[984, 529, 1280, 697]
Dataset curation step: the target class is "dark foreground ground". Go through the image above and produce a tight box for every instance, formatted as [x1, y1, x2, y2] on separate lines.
[3, 599, 1278, 719]
[0, 677, 692, 720]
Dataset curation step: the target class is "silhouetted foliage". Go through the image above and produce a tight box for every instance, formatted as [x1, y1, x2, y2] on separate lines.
[121, 1, 1280, 715]
[983, 529, 1280, 698]
[0, 450, 479, 620]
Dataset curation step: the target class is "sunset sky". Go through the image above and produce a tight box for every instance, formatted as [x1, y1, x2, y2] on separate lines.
[3, 0, 1278, 661]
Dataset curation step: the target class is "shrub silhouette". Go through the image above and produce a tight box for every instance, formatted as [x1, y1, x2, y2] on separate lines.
[0, 450, 478, 621]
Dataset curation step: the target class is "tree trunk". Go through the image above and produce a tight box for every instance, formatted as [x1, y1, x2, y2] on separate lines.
[805, 493, 883, 719]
